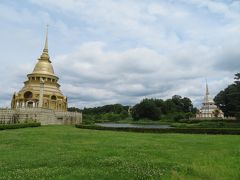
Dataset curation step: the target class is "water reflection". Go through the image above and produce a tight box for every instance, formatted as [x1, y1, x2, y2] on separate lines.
[95, 123, 171, 129]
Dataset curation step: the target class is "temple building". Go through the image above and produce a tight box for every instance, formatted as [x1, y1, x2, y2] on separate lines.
[196, 83, 224, 119]
[11, 30, 67, 111]
[0, 29, 82, 125]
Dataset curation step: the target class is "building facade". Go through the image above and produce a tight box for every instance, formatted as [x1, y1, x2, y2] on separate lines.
[196, 83, 224, 119]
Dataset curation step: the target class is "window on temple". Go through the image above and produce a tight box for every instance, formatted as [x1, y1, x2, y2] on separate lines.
[24, 91, 33, 99]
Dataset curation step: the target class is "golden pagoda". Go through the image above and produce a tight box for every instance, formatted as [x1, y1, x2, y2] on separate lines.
[11, 28, 67, 111]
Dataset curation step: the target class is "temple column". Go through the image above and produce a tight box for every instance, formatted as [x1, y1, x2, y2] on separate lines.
[39, 78, 45, 108]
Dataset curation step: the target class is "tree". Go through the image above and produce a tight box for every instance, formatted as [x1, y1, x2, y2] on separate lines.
[171, 95, 194, 113]
[172, 95, 183, 112]
[214, 73, 240, 117]
[182, 97, 193, 113]
[234, 73, 240, 85]
[68, 107, 81, 112]
[131, 99, 161, 121]
[164, 99, 177, 113]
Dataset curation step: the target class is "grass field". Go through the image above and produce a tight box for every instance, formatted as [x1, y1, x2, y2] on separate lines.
[0, 126, 240, 179]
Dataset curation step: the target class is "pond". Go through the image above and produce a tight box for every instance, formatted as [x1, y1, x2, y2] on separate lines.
[95, 123, 172, 129]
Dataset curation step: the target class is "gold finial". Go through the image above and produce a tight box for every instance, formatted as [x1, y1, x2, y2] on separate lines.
[39, 24, 51, 62]
[43, 24, 49, 52]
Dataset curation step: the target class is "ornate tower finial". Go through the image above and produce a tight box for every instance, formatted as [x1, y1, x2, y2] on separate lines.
[39, 25, 51, 62]
[204, 79, 209, 103]
[206, 79, 209, 96]
[43, 24, 49, 53]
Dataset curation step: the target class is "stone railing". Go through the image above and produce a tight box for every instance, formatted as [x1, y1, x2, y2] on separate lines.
[0, 107, 82, 125]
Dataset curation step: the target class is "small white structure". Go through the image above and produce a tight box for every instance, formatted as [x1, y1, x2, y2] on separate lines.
[196, 83, 224, 119]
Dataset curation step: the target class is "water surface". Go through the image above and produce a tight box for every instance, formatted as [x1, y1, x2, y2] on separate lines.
[95, 123, 171, 129]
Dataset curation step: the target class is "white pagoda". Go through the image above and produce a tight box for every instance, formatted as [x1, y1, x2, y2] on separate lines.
[196, 83, 224, 119]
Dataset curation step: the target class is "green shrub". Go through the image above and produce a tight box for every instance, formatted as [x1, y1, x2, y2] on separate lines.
[172, 120, 240, 129]
[236, 112, 240, 121]
[0, 122, 41, 130]
[173, 114, 185, 121]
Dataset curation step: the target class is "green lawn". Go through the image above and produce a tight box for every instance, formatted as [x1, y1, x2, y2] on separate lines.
[0, 126, 240, 179]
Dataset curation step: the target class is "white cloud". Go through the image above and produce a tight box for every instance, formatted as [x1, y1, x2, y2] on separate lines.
[53, 41, 234, 108]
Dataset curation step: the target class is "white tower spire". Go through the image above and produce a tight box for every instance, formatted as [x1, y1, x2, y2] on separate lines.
[204, 79, 209, 103]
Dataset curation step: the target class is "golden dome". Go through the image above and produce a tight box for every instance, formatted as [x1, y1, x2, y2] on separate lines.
[32, 57, 55, 76]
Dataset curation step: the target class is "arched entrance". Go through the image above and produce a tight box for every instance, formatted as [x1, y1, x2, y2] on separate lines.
[26, 101, 34, 108]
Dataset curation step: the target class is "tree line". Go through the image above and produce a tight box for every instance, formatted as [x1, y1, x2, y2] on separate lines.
[68, 104, 130, 123]
[131, 95, 197, 121]
[68, 104, 129, 115]
[68, 95, 197, 122]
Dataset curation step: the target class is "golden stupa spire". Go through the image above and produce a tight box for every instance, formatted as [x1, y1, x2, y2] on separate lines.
[32, 25, 55, 75]
[43, 24, 48, 53]
[40, 25, 51, 62]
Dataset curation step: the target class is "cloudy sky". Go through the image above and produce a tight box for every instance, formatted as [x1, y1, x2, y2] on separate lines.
[0, 0, 240, 108]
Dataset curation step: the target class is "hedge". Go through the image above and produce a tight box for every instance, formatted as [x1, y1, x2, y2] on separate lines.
[179, 119, 237, 123]
[0, 122, 41, 130]
[75, 124, 240, 135]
